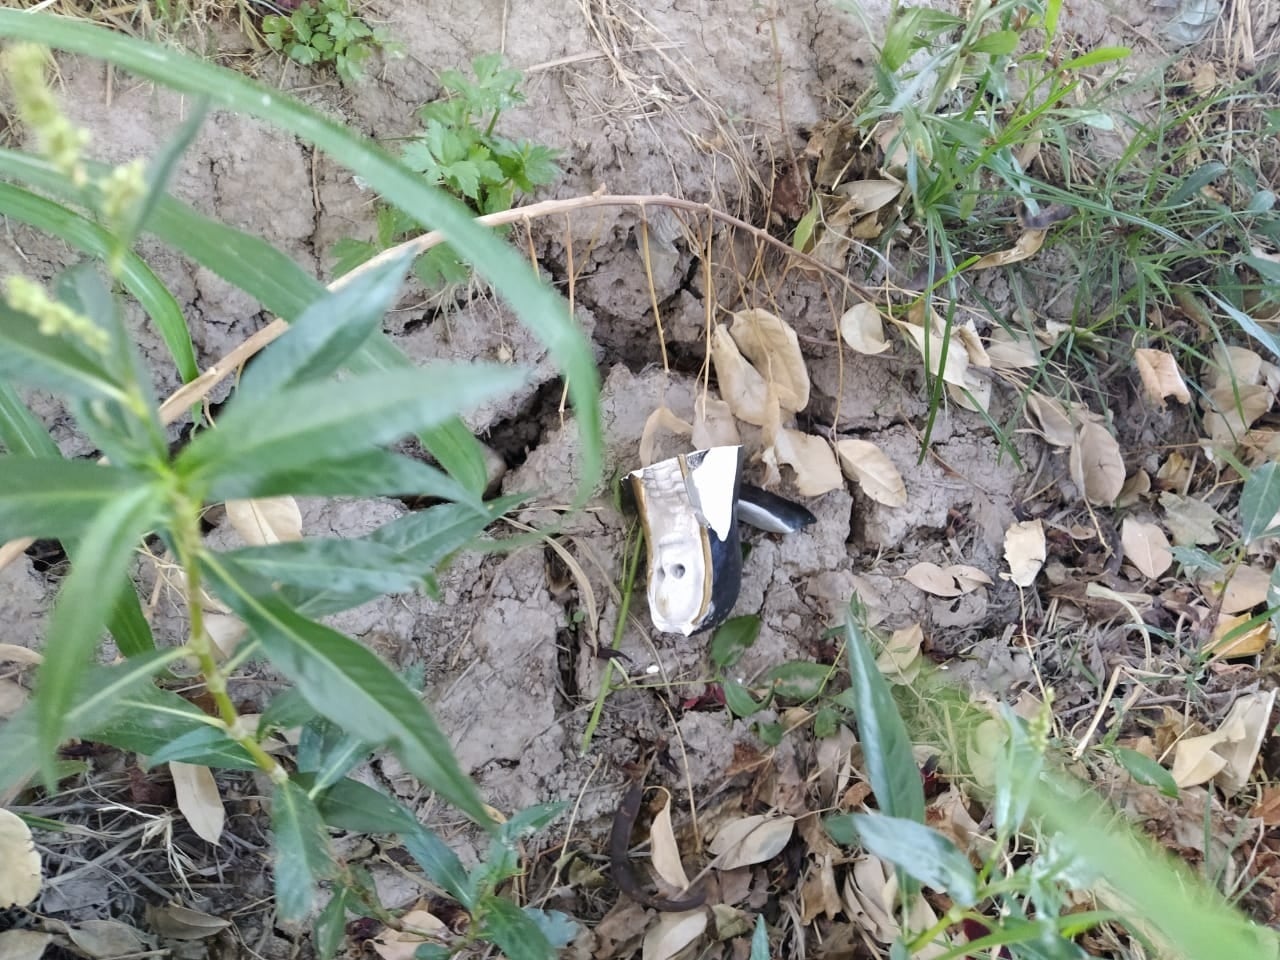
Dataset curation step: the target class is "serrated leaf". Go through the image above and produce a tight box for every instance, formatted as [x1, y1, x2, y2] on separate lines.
[272, 778, 335, 920]
[826, 813, 977, 906]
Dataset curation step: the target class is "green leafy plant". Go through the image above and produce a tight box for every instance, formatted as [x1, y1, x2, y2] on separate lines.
[332, 54, 560, 287]
[0, 15, 601, 959]
[817, 596, 1275, 959]
[262, 0, 400, 84]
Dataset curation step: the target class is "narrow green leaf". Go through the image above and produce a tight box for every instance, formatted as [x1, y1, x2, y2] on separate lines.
[258, 687, 319, 735]
[272, 778, 335, 921]
[1059, 45, 1130, 69]
[237, 251, 414, 403]
[203, 449, 482, 508]
[105, 587, 156, 657]
[710, 615, 760, 671]
[1112, 747, 1179, 799]
[224, 538, 430, 595]
[0, 383, 57, 457]
[828, 813, 978, 906]
[0, 457, 153, 541]
[750, 915, 769, 960]
[766, 661, 833, 701]
[479, 895, 554, 960]
[843, 600, 925, 824]
[309, 776, 420, 834]
[403, 823, 472, 907]
[141, 724, 255, 769]
[0, 182, 195, 384]
[85, 687, 258, 769]
[993, 708, 1044, 840]
[179, 366, 525, 495]
[0, 12, 602, 502]
[0, 649, 182, 793]
[206, 557, 492, 826]
[1241, 462, 1280, 543]
[36, 486, 159, 778]
[967, 29, 1019, 55]
[315, 881, 355, 960]
[0, 298, 124, 403]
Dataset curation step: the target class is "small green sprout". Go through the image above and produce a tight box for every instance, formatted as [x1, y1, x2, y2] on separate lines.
[262, 0, 401, 84]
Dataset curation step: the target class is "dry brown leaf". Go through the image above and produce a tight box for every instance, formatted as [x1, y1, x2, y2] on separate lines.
[204, 613, 247, 659]
[844, 858, 948, 957]
[729, 309, 810, 413]
[0, 644, 41, 667]
[1250, 786, 1280, 825]
[639, 405, 693, 467]
[986, 326, 1041, 370]
[876, 624, 923, 685]
[1203, 565, 1270, 614]
[0, 930, 51, 960]
[1003, 520, 1046, 587]
[835, 439, 907, 507]
[145, 904, 231, 940]
[1159, 492, 1221, 546]
[710, 325, 773, 426]
[225, 496, 302, 546]
[970, 228, 1047, 270]
[1155, 451, 1192, 491]
[1170, 691, 1276, 795]
[947, 369, 991, 414]
[708, 814, 795, 870]
[170, 761, 225, 845]
[948, 564, 993, 592]
[691, 395, 739, 450]
[953, 323, 991, 368]
[648, 792, 690, 891]
[799, 853, 842, 924]
[1120, 518, 1173, 580]
[67, 921, 145, 960]
[1024, 392, 1076, 447]
[904, 562, 962, 597]
[896, 320, 969, 386]
[1134, 348, 1191, 408]
[1212, 344, 1264, 389]
[0, 808, 41, 908]
[641, 909, 707, 960]
[1204, 613, 1273, 658]
[928, 789, 982, 855]
[839, 303, 891, 356]
[370, 909, 446, 960]
[1070, 421, 1126, 505]
[839, 179, 902, 213]
[1118, 469, 1152, 508]
[766, 430, 843, 497]
[1171, 734, 1228, 788]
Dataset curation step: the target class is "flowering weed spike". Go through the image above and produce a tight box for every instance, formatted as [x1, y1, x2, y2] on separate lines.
[2, 43, 90, 188]
[5, 276, 109, 355]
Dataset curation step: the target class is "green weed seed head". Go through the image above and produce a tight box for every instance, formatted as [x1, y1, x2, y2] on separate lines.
[99, 158, 147, 231]
[1029, 687, 1055, 753]
[2, 43, 90, 188]
[5, 276, 109, 355]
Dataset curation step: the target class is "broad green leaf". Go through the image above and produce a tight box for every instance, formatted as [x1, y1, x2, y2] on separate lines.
[967, 29, 1019, 55]
[315, 881, 356, 960]
[206, 556, 492, 826]
[520, 908, 577, 950]
[36, 485, 159, 778]
[258, 687, 319, 735]
[0, 457, 153, 541]
[0, 181, 195, 384]
[993, 709, 1044, 841]
[223, 538, 432, 595]
[0, 649, 182, 793]
[307, 775, 420, 834]
[179, 366, 525, 496]
[403, 823, 472, 907]
[0, 297, 125, 403]
[106, 587, 156, 657]
[843, 599, 925, 822]
[0, 382, 57, 457]
[1059, 46, 1130, 69]
[479, 895, 554, 960]
[85, 686, 258, 770]
[0, 12, 602, 503]
[1241, 462, 1280, 543]
[1112, 747, 1179, 798]
[141, 725, 256, 769]
[766, 661, 833, 701]
[272, 778, 335, 921]
[296, 719, 366, 790]
[825, 813, 978, 906]
[722, 678, 767, 718]
[236, 251, 415, 403]
[710, 615, 760, 670]
[203, 449, 482, 508]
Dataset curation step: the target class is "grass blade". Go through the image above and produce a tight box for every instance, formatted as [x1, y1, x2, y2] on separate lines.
[0, 12, 602, 501]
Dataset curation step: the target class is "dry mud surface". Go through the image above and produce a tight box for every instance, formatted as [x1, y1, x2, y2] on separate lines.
[2, 0, 1270, 955]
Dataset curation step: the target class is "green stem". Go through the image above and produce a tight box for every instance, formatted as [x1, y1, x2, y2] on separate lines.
[580, 525, 643, 754]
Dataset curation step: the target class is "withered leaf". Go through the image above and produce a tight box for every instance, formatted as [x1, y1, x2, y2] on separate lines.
[835, 439, 907, 507]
